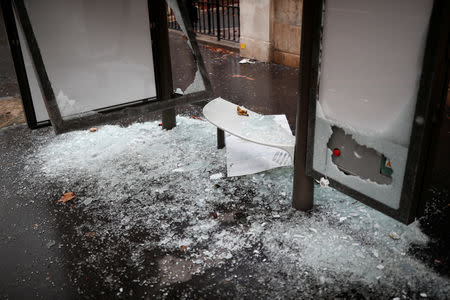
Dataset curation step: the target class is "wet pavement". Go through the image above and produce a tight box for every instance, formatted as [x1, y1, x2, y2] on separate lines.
[1, 10, 449, 300]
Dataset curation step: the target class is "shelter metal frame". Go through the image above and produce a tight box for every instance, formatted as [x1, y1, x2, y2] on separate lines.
[293, 0, 450, 224]
[1, 0, 213, 133]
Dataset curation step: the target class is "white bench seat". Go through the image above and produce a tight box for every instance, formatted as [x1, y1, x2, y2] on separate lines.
[203, 97, 295, 162]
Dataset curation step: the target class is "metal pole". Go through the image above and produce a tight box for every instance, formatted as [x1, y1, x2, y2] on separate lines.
[227, 0, 230, 40]
[149, 0, 176, 129]
[216, 0, 220, 40]
[292, 0, 321, 211]
[237, 0, 240, 39]
[13, 0, 65, 133]
[162, 108, 176, 129]
[232, 0, 236, 41]
[207, 1, 212, 34]
[217, 128, 225, 149]
[1, 0, 38, 128]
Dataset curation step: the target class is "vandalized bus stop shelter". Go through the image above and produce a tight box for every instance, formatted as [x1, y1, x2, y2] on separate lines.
[293, 0, 449, 224]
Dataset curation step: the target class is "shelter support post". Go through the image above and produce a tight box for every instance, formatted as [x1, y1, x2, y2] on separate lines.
[149, 0, 176, 130]
[292, 0, 321, 211]
[162, 109, 176, 130]
[217, 128, 225, 149]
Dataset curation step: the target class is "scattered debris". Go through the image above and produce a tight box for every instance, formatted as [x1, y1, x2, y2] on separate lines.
[212, 212, 218, 219]
[434, 259, 441, 264]
[58, 192, 75, 203]
[190, 116, 202, 120]
[239, 58, 255, 64]
[389, 232, 400, 240]
[237, 106, 249, 116]
[89, 127, 98, 132]
[174, 88, 184, 95]
[158, 123, 163, 126]
[87, 232, 95, 237]
[232, 74, 255, 81]
[339, 216, 347, 223]
[316, 177, 330, 188]
[309, 228, 317, 233]
[205, 45, 234, 55]
[372, 249, 379, 258]
[46, 240, 56, 249]
[376, 264, 385, 270]
[180, 245, 187, 252]
[209, 173, 223, 180]
[420, 292, 427, 298]
[82, 198, 93, 206]
[34, 224, 38, 228]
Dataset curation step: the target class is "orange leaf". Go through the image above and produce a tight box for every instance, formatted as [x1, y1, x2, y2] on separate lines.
[180, 245, 187, 252]
[87, 232, 95, 237]
[89, 127, 98, 132]
[58, 192, 75, 203]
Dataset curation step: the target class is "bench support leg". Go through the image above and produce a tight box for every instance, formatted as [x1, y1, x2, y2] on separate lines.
[217, 128, 225, 149]
[162, 108, 176, 130]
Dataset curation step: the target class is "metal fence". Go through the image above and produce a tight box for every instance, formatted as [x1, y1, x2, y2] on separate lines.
[168, 0, 240, 42]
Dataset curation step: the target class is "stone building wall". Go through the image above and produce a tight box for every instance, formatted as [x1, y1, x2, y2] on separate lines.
[239, 0, 302, 68]
[239, 0, 274, 62]
[272, 0, 302, 68]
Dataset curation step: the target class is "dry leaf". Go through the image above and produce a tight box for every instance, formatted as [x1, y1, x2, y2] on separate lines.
[232, 74, 255, 81]
[89, 127, 98, 132]
[190, 116, 202, 120]
[58, 192, 75, 203]
[207, 45, 234, 55]
[389, 232, 400, 240]
[237, 106, 249, 116]
[87, 232, 95, 237]
[180, 245, 187, 252]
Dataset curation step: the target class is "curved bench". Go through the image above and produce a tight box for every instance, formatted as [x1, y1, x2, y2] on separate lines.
[203, 97, 295, 163]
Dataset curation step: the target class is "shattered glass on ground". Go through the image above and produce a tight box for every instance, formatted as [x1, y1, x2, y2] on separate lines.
[1, 116, 448, 299]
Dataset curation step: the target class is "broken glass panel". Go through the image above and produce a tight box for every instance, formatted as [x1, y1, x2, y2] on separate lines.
[311, 0, 433, 209]
[166, 0, 206, 95]
[20, 0, 157, 118]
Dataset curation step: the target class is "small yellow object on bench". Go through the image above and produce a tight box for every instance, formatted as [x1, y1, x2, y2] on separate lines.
[237, 106, 249, 116]
[203, 97, 295, 163]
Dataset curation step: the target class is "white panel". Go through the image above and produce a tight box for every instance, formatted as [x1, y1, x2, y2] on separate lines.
[312, 0, 433, 209]
[22, 0, 156, 117]
[318, 0, 432, 147]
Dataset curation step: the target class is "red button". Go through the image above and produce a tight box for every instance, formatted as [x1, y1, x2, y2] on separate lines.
[333, 148, 341, 157]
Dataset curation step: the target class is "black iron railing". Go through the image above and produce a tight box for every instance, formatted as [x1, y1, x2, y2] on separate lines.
[168, 0, 240, 43]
